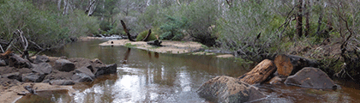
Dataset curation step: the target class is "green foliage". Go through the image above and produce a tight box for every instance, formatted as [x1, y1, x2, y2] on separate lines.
[0, 0, 99, 49]
[159, 16, 188, 40]
[100, 21, 112, 31]
[136, 30, 158, 41]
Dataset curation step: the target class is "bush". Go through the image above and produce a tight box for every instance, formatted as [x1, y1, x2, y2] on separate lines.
[159, 16, 188, 40]
[0, 0, 99, 49]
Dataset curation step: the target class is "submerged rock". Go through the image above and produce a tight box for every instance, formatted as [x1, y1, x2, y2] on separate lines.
[54, 59, 75, 72]
[32, 63, 52, 75]
[284, 67, 338, 89]
[94, 63, 117, 77]
[197, 76, 265, 103]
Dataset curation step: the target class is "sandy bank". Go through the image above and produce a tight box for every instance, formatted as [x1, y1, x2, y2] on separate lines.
[100, 39, 204, 54]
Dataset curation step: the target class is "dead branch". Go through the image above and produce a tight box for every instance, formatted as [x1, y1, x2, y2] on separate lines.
[142, 29, 152, 41]
[120, 20, 135, 41]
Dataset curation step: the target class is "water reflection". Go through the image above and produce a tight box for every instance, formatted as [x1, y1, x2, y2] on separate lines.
[41, 40, 360, 103]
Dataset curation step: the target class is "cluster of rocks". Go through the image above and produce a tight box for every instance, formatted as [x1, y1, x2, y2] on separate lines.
[0, 54, 117, 87]
[197, 54, 338, 103]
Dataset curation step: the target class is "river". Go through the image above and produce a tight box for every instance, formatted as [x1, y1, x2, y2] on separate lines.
[17, 39, 360, 103]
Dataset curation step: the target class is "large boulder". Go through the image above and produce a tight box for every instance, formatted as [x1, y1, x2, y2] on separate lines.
[54, 59, 75, 72]
[197, 76, 265, 103]
[32, 63, 52, 75]
[49, 80, 75, 85]
[22, 73, 45, 82]
[94, 63, 117, 77]
[75, 67, 95, 78]
[284, 67, 338, 89]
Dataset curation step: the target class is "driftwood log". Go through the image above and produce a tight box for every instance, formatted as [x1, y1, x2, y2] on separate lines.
[147, 40, 162, 46]
[274, 54, 318, 77]
[238, 59, 276, 85]
[120, 20, 135, 41]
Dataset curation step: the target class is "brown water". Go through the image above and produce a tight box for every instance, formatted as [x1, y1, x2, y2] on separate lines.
[22, 39, 360, 103]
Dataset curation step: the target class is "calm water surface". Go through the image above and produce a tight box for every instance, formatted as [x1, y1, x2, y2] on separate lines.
[24, 39, 360, 103]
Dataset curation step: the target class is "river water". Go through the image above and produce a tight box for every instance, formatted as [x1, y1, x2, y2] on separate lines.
[18, 39, 360, 103]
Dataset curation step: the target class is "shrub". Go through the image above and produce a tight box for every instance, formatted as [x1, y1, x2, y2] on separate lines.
[159, 16, 188, 40]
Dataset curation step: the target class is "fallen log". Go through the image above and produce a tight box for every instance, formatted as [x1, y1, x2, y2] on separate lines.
[274, 54, 318, 77]
[147, 40, 162, 46]
[238, 59, 276, 84]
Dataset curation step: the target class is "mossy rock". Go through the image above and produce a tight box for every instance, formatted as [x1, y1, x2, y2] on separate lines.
[136, 30, 158, 41]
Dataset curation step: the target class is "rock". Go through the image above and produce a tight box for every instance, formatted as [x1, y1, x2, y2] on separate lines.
[0, 59, 6, 66]
[197, 76, 265, 103]
[54, 59, 75, 72]
[49, 80, 75, 85]
[284, 67, 338, 89]
[22, 73, 45, 82]
[43, 70, 74, 82]
[34, 55, 49, 63]
[94, 63, 117, 77]
[8, 54, 32, 68]
[2, 72, 21, 81]
[71, 73, 93, 82]
[75, 67, 95, 79]
[32, 63, 52, 75]
[91, 58, 103, 64]
[269, 76, 285, 85]
[238, 59, 276, 85]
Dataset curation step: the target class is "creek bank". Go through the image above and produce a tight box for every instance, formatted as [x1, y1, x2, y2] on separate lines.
[198, 54, 339, 103]
[100, 39, 204, 54]
[0, 53, 117, 103]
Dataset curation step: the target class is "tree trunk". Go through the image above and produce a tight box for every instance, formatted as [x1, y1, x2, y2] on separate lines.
[238, 59, 276, 85]
[304, 0, 310, 37]
[296, 0, 303, 37]
[274, 54, 318, 77]
[120, 20, 135, 41]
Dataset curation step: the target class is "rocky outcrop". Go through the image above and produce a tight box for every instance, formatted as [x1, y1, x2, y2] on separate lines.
[284, 67, 337, 89]
[197, 76, 265, 103]
[54, 59, 75, 72]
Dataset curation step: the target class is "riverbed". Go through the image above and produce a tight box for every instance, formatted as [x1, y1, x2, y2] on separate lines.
[24, 39, 360, 103]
